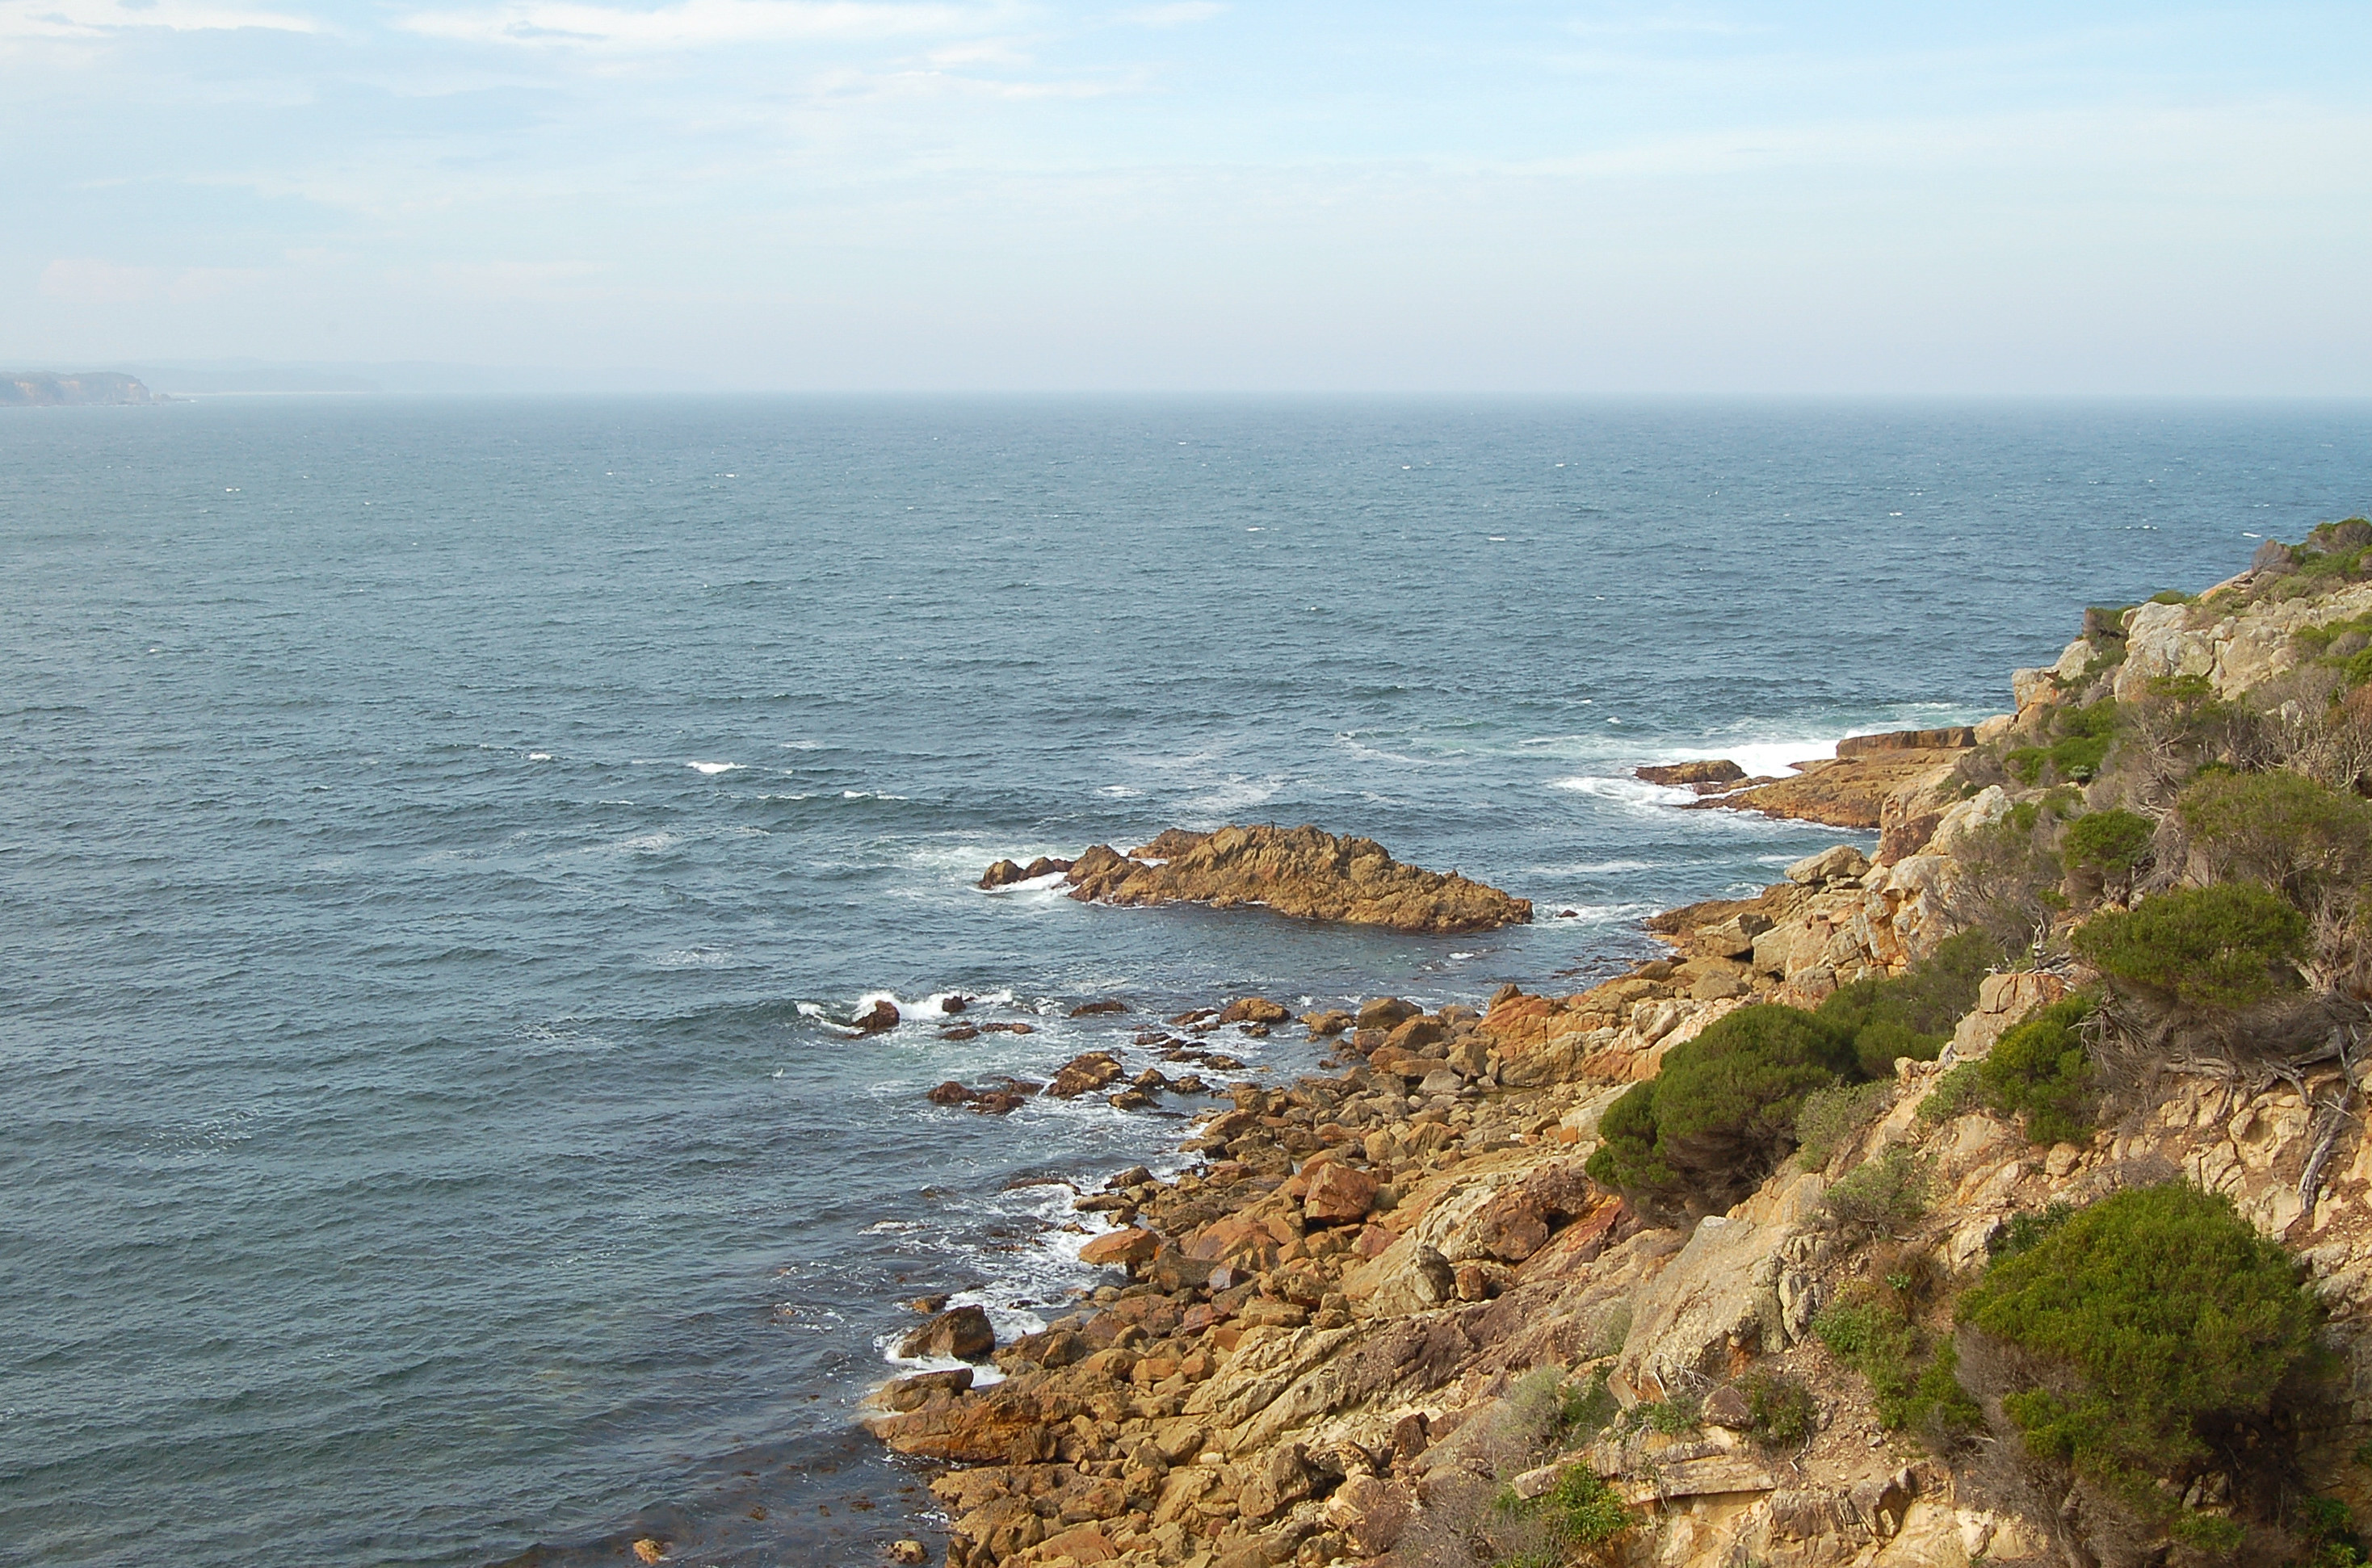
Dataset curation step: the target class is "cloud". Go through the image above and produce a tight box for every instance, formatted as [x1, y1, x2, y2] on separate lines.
[39, 258, 267, 302]
[1119, 2, 1221, 25]
[0, 0, 315, 36]
[397, 0, 999, 48]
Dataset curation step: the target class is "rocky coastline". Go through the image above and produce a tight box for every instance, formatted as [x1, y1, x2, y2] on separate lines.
[859, 522, 2372, 1568]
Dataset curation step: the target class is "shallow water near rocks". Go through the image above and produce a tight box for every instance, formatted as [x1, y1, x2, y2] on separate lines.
[2, 396, 2364, 1566]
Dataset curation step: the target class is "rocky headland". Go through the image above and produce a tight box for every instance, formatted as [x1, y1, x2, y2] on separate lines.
[0, 371, 159, 405]
[875, 517, 2372, 1568]
[982, 824, 1532, 936]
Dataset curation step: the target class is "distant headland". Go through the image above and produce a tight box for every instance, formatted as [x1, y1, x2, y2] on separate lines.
[1, 371, 162, 406]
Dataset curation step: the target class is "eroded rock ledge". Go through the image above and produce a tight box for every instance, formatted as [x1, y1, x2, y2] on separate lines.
[984, 825, 1531, 936]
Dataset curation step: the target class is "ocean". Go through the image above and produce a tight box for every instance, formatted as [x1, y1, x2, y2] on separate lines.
[2, 396, 2364, 1566]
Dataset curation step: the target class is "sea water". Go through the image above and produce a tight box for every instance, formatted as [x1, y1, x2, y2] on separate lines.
[2, 396, 2365, 1566]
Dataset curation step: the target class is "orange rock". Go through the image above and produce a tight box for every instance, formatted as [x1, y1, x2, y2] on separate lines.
[632, 1540, 665, 1565]
[1060, 823, 1530, 933]
[1078, 1227, 1157, 1268]
[1302, 1162, 1378, 1226]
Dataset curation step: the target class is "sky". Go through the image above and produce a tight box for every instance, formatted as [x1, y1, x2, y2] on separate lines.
[5, 1, 2370, 392]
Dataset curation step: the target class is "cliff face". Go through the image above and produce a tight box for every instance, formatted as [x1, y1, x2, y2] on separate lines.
[882, 529, 2372, 1568]
[0, 371, 157, 405]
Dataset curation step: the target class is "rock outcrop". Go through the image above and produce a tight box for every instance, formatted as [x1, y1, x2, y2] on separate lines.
[0, 371, 157, 406]
[988, 824, 1531, 935]
[884, 551, 2372, 1568]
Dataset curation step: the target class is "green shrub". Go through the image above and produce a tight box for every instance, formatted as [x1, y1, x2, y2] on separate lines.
[1918, 1062, 1984, 1121]
[1815, 929, 2001, 1075]
[1813, 1300, 1979, 1438]
[1988, 1202, 2075, 1260]
[1742, 1369, 1819, 1449]
[1959, 1183, 2322, 1498]
[2060, 807, 2154, 881]
[2150, 589, 2194, 605]
[2176, 768, 2372, 899]
[1584, 1004, 1857, 1213]
[2072, 882, 2308, 1008]
[1979, 993, 2097, 1144]
[1824, 1146, 1931, 1230]
[1517, 1465, 1631, 1560]
[1795, 1080, 1890, 1168]
[2007, 700, 2122, 785]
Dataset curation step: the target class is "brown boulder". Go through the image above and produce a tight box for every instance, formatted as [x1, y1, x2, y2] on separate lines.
[1068, 999, 1128, 1017]
[926, 1081, 971, 1105]
[1218, 996, 1291, 1025]
[1303, 1162, 1379, 1225]
[854, 999, 901, 1033]
[1079, 1227, 1158, 1267]
[879, 1366, 974, 1411]
[1021, 856, 1073, 879]
[1635, 758, 1747, 787]
[1835, 726, 1976, 756]
[1301, 1008, 1354, 1037]
[1356, 996, 1421, 1030]
[978, 859, 1026, 889]
[1045, 1052, 1123, 1098]
[899, 1304, 996, 1361]
[1383, 1016, 1447, 1053]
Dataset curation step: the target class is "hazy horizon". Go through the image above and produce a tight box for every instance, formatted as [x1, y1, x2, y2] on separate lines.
[8, 2, 2371, 395]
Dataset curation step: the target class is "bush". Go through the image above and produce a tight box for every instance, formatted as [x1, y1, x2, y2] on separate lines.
[2072, 882, 2308, 1008]
[1959, 1183, 2322, 1497]
[1918, 1062, 1984, 1121]
[1492, 1465, 1632, 1566]
[2007, 700, 2121, 785]
[2176, 768, 2372, 900]
[1742, 1369, 1819, 1449]
[1813, 1299, 1979, 1439]
[1795, 1080, 1890, 1168]
[1824, 1146, 1931, 1230]
[2061, 807, 2154, 887]
[1584, 1004, 1858, 1214]
[1979, 994, 2097, 1144]
[1815, 929, 2001, 1075]
[1556, 1369, 1618, 1446]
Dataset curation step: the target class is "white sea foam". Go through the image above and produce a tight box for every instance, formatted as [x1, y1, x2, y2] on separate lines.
[688, 760, 741, 775]
[527, 752, 552, 761]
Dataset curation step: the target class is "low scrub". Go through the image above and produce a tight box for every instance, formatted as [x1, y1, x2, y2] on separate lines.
[1960, 1183, 2322, 1507]
[2006, 699, 2121, 786]
[1813, 1298, 1979, 1444]
[1741, 1369, 1819, 1449]
[1489, 1465, 1631, 1568]
[2059, 807, 2154, 902]
[1795, 1080, 1890, 1169]
[1814, 929, 2000, 1075]
[1977, 993, 2097, 1144]
[1823, 1146, 1931, 1231]
[1585, 1004, 1857, 1214]
[2072, 882, 2307, 1008]
[2175, 767, 2372, 901]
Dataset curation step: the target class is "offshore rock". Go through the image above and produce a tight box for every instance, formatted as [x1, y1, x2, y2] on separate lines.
[855, 999, 901, 1033]
[900, 1304, 997, 1361]
[1045, 824, 1530, 934]
[1636, 758, 1747, 787]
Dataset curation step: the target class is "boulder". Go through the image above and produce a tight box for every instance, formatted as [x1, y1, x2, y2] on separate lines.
[1301, 1009, 1354, 1037]
[1079, 1227, 1158, 1268]
[926, 1081, 971, 1105]
[901, 1304, 997, 1361]
[880, 1366, 974, 1411]
[1219, 996, 1291, 1025]
[1323, 1473, 1410, 1555]
[1022, 856, 1072, 879]
[1046, 1052, 1123, 1099]
[1303, 1162, 1379, 1225]
[1785, 845, 1870, 886]
[1635, 758, 1747, 787]
[1384, 1015, 1447, 1053]
[855, 999, 901, 1033]
[979, 859, 1027, 889]
[1068, 999, 1128, 1017]
[1357, 996, 1421, 1030]
[1834, 727, 1976, 756]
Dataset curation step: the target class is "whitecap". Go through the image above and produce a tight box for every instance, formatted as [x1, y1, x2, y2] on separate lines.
[689, 761, 741, 775]
[527, 752, 552, 761]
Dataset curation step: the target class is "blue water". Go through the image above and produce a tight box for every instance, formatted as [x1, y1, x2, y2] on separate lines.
[2, 396, 2366, 1567]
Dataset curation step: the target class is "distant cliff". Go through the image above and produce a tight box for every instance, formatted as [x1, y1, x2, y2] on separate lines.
[0, 371, 159, 406]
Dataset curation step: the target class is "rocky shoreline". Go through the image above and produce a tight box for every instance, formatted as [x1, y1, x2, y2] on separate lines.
[856, 537, 2372, 1568]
